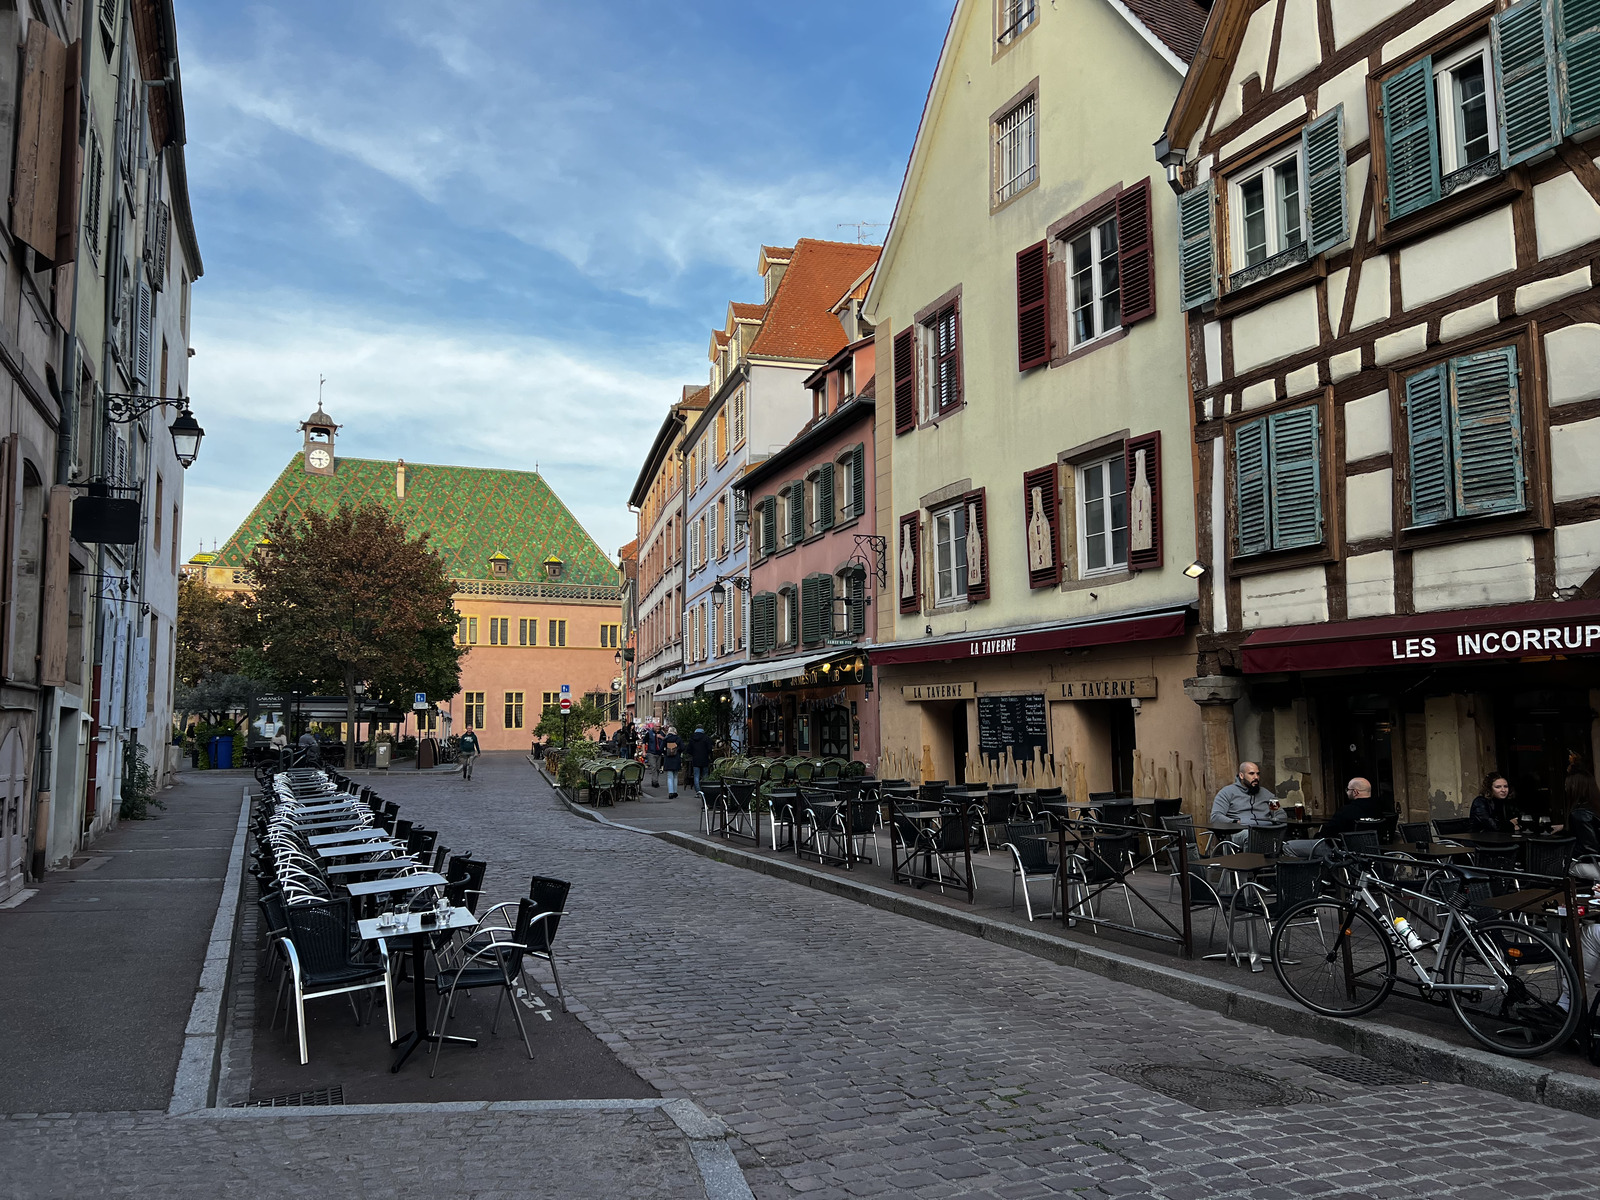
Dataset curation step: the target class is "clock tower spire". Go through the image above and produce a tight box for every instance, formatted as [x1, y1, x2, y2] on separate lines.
[300, 404, 340, 476]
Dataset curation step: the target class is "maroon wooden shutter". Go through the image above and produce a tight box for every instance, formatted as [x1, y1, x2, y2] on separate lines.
[1016, 240, 1051, 370]
[952, 304, 964, 405]
[898, 511, 921, 614]
[962, 488, 990, 602]
[893, 327, 916, 434]
[1116, 178, 1156, 325]
[1125, 431, 1163, 570]
[1022, 464, 1060, 589]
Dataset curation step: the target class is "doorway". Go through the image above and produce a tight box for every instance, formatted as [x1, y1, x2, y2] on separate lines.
[950, 703, 968, 786]
[1321, 695, 1398, 813]
[1109, 701, 1136, 796]
[1496, 691, 1591, 819]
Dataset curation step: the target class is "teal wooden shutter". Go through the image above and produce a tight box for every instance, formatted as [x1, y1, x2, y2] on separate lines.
[1177, 181, 1215, 310]
[1302, 105, 1348, 254]
[1267, 406, 1323, 549]
[787, 484, 804, 545]
[850, 444, 867, 517]
[1382, 58, 1441, 218]
[1495, 0, 1561, 165]
[816, 464, 835, 531]
[1450, 345, 1525, 517]
[1404, 364, 1453, 527]
[1234, 419, 1270, 556]
[1558, 0, 1600, 135]
[847, 570, 866, 636]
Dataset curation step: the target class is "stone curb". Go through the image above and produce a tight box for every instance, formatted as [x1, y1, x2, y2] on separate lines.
[167, 786, 252, 1115]
[547, 780, 1600, 1122]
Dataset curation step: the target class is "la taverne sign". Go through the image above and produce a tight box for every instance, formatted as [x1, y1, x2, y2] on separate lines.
[1049, 676, 1157, 700]
[903, 682, 977, 701]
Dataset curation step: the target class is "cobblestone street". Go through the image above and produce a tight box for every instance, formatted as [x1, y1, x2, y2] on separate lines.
[6, 753, 1600, 1198]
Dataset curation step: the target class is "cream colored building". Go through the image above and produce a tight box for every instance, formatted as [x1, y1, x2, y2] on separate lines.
[1163, 0, 1600, 821]
[862, 0, 1211, 800]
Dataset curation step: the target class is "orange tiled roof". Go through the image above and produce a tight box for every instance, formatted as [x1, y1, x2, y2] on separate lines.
[748, 239, 881, 362]
[760, 245, 794, 262]
[729, 302, 766, 320]
[617, 537, 639, 561]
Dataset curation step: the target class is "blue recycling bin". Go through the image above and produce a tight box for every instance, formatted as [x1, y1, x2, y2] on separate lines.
[208, 736, 234, 770]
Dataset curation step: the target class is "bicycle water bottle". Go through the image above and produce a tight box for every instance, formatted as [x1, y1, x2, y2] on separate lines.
[1392, 917, 1425, 950]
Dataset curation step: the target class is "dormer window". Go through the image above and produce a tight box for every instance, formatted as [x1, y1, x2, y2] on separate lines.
[489, 552, 511, 578]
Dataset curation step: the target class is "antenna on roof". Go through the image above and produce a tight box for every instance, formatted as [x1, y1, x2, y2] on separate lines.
[318, 374, 327, 404]
[837, 222, 887, 243]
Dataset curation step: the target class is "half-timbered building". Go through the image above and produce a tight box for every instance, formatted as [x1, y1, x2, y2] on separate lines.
[1164, 0, 1600, 821]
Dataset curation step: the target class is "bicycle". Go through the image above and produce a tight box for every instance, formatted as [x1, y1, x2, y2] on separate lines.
[1270, 848, 1580, 1058]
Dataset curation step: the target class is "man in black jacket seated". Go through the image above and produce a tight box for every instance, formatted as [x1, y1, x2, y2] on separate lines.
[1320, 777, 1385, 840]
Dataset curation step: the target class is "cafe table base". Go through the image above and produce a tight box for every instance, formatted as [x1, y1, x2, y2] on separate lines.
[359, 909, 479, 1073]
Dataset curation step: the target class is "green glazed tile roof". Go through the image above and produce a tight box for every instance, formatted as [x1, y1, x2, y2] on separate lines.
[212, 455, 618, 585]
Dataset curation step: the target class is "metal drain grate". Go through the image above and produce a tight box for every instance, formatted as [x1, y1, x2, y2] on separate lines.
[1107, 1062, 1323, 1111]
[233, 1085, 345, 1108]
[1296, 1056, 1422, 1087]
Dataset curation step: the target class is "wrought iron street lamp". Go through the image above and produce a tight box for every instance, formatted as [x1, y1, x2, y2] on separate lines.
[106, 392, 206, 468]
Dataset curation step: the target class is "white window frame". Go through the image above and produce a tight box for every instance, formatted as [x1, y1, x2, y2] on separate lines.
[1434, 38, 1498, 178]
[1228, 143, 1306, 271]
[1066, 215, 1122, 350]
[779, 587, 796, 646]
[994, 95, 1037, 206]
[836, 452, 854, 522]
[1076, 454, 1128, 576]
[697, 442, 708, 487]
[777, 488, 791, 545]
[731, 386, 746, 447]
[931, 505, 968, 606]
[810, 473, 829, 534]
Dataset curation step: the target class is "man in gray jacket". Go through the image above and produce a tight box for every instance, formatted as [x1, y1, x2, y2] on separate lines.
[1210, 762, 1284, 844]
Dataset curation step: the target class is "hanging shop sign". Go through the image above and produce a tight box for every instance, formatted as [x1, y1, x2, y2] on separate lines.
[1048, 676, 1157, 700]
[901, 681, 977, 701]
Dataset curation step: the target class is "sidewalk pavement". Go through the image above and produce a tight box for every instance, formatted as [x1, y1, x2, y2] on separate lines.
[0, 768, 246, 1113]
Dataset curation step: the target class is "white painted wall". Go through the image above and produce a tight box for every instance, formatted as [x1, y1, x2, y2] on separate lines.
[1412, 535, 1536, 611]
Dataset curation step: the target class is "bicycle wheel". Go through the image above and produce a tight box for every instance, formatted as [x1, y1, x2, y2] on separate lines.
[1270, 900, 1396, 1017]
[1445, 920, 1580, 1058]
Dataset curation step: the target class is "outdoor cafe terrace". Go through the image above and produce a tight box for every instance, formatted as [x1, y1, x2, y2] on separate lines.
[549, 749, 1600, 1087]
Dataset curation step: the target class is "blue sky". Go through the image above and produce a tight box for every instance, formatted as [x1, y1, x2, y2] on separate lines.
[178, 0, 948, 561]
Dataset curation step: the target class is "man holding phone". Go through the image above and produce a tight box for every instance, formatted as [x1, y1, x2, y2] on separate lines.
[1209, 761, 1286, 846]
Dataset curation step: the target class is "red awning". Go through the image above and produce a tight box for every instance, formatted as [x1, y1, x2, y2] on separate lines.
[1241, 598, 1600, 673]
[870, 608, 1189, 667]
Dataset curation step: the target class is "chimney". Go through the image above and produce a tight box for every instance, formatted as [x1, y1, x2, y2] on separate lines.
[396, 459, 406, 499]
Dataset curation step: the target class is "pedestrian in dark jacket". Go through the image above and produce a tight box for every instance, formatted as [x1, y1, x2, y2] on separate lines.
[661, 726, 684, 798]
[688, 727, 714, 793]
[1469, 773, 1517, 835]
[645, 725, 664, 787]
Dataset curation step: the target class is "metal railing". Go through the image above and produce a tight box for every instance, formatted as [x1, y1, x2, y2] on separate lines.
[452, 577, 622, 602]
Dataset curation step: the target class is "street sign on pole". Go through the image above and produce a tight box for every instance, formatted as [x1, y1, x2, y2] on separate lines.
[413, 692, 427, 710]
[560, 697, 571, 714]
[560, 684, 570, 698]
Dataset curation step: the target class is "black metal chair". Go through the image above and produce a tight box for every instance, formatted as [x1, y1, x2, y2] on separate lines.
[1227, 859, 1325, 972]
[1002, 834, 1058, 921]
[1470, 844, 1520, 896]
[1339, 830, 1382, 856]
[1434, 817, 1473, 836]
[525, 875, 570, 1012]
[282, 899, 396, 1065]
[1400, 822, 1434, 846]
[1152, 797, 1184, 820]
[1181, 868, 1226, 953]
[1063, 832, 1139, 930]
[430, 897, 541, 1076]
[1524, 837, 1577, 880]
[1245, 826, 1285, 859]
[1095, 802, 1138, 830]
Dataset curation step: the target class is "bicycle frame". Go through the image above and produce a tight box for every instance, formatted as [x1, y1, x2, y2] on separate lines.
[1341, 862, 1509, 997]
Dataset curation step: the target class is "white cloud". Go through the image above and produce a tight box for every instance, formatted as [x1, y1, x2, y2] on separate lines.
[182, 292, 697, 558]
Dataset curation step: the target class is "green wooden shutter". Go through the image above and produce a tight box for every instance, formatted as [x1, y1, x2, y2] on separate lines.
[1558, 0, 1600, 135]
[785, 589, 799, 646]
[1495, 0, 1561, 164]
[850, 444, 867, 517]
[816, 463, 835, 531]
[787, 484, 804, 545]
[1302, 105, 1348, 255]
[1176, 181, 1215, 310]
[1450, 345, 1526, 517]
[847, 570, 866, 636]
[1382, 58, 1442, 218]
[800, 576, 820, 645]
[815, 575, 835, 640]
[1267, 406, 1323, 549]
[761, 498, 776, 556]
[1404, 364, 1453, 527]
[749, 594, 767, 654]
[1234, 419, 1270, 556]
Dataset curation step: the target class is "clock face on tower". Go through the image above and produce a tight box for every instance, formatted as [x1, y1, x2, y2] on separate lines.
[307, 448, 332, 469]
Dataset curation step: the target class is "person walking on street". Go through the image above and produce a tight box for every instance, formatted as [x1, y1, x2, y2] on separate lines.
[662, 725, 684, 799]
[688, 726, 714, 794]
[297, 729, 321, 766]
[1209, 761, 1285, 846]
[646, 724, 664, 787]
[620, 719, 637, 760]
[458, 727, 481, 780]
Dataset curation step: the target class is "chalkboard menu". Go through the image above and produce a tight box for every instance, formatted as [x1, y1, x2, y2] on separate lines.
[977, 693, 1049, 766]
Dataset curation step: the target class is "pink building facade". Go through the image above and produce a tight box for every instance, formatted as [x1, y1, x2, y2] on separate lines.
[735, 337, 879, 763]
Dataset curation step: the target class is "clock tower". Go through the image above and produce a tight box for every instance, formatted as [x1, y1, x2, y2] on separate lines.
[300, 406, 340, 476]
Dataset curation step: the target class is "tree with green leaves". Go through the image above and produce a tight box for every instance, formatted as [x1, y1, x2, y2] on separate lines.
[250, 502, 464, 768]
[175, 573, 261, 687]
[533, 699, 606, 747]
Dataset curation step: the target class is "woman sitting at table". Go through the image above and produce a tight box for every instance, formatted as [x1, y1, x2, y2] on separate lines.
[1469, 773, 1517, 835]
[1565, 772, 1600, 856]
